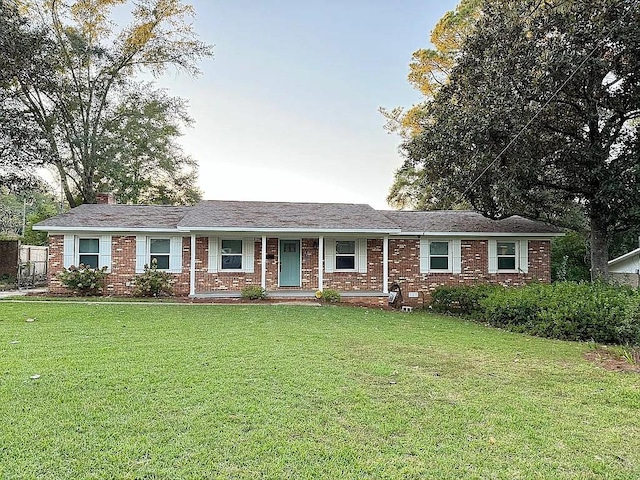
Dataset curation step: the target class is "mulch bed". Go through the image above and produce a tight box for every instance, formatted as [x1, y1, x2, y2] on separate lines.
[584, 348, 640, 373]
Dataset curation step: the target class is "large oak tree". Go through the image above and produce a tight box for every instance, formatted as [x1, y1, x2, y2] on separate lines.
[399, 0, 640, 280]
[0, 0, 211, 206]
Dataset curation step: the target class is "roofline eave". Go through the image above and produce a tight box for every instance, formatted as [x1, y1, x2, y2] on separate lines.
[396, 231, 564, 237]
[176, 227, 401, 234]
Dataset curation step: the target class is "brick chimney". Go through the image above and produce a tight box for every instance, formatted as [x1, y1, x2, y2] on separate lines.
[96, 192, 116, 204]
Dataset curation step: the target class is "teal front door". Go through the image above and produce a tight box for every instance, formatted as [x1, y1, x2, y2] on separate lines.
[280, 240, 301, 287]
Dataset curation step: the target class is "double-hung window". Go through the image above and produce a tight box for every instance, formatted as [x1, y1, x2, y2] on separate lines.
[335, 240, 356, 270]
[63, 235, 111, 271]
[207, 237, 255, 274]
[324, 239, 367, 274]
[149, 238, 171, 270]
[497, 241, 516, 270]
[429, 241, 449, 270]
[135, 236, 182, 273]
[78, 238, 100, 268]
[221, 239, 243, 270]
[420, 238, 460, 273]
[488, 239, 528, 273]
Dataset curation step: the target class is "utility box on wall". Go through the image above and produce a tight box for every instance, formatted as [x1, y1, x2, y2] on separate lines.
[0, 240, 18, 277]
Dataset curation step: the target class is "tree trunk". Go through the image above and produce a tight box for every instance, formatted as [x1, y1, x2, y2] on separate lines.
[589, 213, 609, 282]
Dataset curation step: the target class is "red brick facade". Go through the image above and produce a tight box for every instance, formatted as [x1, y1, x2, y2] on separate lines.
[389, 239, 550, 305]
[47, 234, 551, 304]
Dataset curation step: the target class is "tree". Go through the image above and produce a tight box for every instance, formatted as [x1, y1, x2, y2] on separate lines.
[551, 231, 591, 282]
[399, 0, 640, 280]
[0, 0, 53, 192]
[89, 85, 202, 205]
[0, 185, 58, 243]
[0, 0, 211, 207]
[382, 0, 481, 208]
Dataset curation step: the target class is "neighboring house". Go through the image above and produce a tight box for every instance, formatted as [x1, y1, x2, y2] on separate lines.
[608, 248, 640, 287]
[34, 197, 563, 306]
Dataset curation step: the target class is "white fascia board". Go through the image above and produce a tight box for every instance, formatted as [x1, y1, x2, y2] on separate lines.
[35, 226, 181, 234]
[608, 247, 640, 266]
[396, 231, 563, 238]
[177, 227, 401, 235]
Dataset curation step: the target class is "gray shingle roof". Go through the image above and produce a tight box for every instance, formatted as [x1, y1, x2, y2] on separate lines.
[34, 201, 563, 235]
[382, 210, 563, 234]
[178, 200, 399, 231]
[34, 204, 191, 230]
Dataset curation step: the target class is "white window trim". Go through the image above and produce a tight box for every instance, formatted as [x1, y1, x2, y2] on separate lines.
[64, 234, 111, 272]
[135, 236, 182, 274]
[148, 237, 171, 271]
[76, 236, 100, 268]
[324, 238, 367, 274]
[489, 239, 529, 274]
[497, 240, 518, 272]
[208, 237, 255, 274]
[220, 238, 244, 272]
[420, 238, 461, 274]
[335, 239, 357, 272]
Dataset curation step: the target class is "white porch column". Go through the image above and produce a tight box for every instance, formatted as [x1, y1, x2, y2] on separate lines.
[261, 235, 267, 289]
[318, 236, 324, 291]
[383, 235, 389, 294]
[189, 234, 196, 296]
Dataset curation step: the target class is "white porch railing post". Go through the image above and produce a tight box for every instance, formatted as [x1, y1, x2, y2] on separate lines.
[261, 235, 267, 289]
[190, 234, 196, 296]
[383, 235, 389, 294]
[318, 236, 324, 291]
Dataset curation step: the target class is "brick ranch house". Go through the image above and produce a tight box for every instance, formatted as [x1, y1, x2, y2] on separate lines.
[34, 197, 563, 306]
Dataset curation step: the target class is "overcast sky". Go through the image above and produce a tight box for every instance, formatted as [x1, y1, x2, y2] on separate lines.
[152, 0, 459, 209]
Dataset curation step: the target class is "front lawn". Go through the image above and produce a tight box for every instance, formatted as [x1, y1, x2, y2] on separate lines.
[1, 303, 638, 478]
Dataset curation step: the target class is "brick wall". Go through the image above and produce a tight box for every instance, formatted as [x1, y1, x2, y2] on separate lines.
[48, 235, 192, 296]
[323, 239, 384, 292]
[389, 238, 551, 306]
[47, 235, 551, 300]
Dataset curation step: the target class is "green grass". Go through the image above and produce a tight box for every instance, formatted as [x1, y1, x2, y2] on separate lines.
[1, 303, 638, 479]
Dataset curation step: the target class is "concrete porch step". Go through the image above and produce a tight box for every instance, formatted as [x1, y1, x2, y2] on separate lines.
[192, 290, 387, 299]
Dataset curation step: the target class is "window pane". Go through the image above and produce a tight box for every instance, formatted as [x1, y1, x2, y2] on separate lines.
[336, 241, 355, 255]
[221, 239, 242, 254]
[79, 254, 99, 268]
[336, 256, 355, 270]
[221, 255, 242, 270]
[497, 242, 516, 256]
[498, 257, 516, 270]
[429, 241, 448, 256]
[150, 239, 171, 254]
[151, 254, 170, 270]
[430, 256, 449, 270]
[79, 238, 99, 253]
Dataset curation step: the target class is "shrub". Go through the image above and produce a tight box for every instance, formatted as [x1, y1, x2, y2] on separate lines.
[59, 264, 108, 296]
[430, 284, 502, 316]
[241, 286, 267, 300]
[479, 282, 640, 345]
[133, 261, 173, 297]
[317, 289, 341, 303]
[430, 282, 640, 345]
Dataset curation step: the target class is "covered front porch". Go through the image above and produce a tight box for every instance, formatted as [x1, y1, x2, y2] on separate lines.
[185, 234, 391, 297]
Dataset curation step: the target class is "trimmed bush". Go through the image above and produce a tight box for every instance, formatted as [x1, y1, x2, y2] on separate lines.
[480, 282, 640, 345]
[59, 264, 108, 296]
[430, 282, 640, 345]
[133, 262, 173, 297]
[430, 284, 502, 316]
[241, 286, 267, 300]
